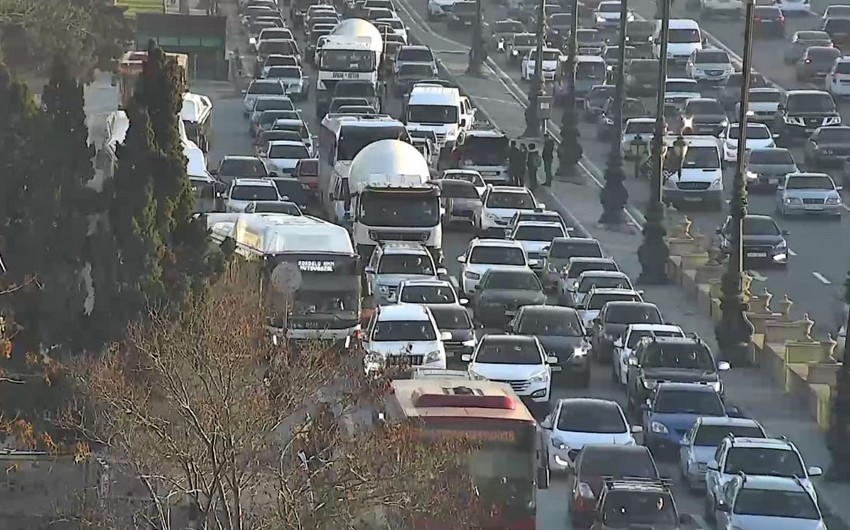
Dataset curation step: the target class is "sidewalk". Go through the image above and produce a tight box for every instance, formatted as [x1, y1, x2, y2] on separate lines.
[405, 16, 850, 530]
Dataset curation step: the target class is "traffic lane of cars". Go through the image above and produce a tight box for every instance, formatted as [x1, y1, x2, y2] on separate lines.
[397, 0, 848, 330]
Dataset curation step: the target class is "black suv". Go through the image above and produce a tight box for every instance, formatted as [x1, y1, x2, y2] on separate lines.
[591, 478, 689, 530]
[774, 90, 841, 143]
[714, 214, 789, 268]
[680, 98, 727, 137]
[599, 97, 649, 140]
[625, 335, 730, 418]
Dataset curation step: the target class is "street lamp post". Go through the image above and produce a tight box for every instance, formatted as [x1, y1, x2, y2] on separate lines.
[828, 272, 850, 481]
[467, 0, 485, 75]
[523, 0, 546, 138]
[598, 0, 629, 224]
[557, 0, 582, 176]
[637, 0, 672, 284]
[715, 0, 756, 367]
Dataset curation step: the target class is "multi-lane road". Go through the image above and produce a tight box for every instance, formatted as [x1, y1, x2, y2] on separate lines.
[393, 0, 850, 336]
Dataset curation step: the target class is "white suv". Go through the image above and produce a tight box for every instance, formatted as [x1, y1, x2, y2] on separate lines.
[364, 304, 449, 373]
[705, 436, 824, 512]
[507, 220, 567, 272]
[226, 178, 282, 212]
[475, 185, 543, 235]
[456, 238, 530, 295]
[826, 56, 850, 97]
[462, 334, 555, 412]
[685, 49, 734, 84]
[365, 242, 447, 305]
[661, 135, 724, 210]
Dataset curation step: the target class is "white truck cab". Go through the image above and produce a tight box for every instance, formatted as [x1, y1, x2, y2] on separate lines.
[655, 19, 703, 65]
[405, 85, 466, 150]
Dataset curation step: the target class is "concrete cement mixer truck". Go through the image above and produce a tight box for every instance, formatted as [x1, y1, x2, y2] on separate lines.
[316, 19, 383, 119]
[347, 139, 442, 261]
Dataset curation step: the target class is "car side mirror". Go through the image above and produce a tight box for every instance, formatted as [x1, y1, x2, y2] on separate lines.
[546, 355, 559, 364]
[707, 460, 720, 472]
[808, 466, 824, 477]
[592, 317, 601, 325]
[540, 416, 553, 429]
[631, 425, 643, 433]
[836, 185, 844, 191]
[456, 255, 466, 263]
[717, 361, 730, 371]
[436, 267, 448, 276]
[460, 353, 473, 362]
[537, 202, 545, 209]
[440, 331, 453, 341]
[726, 405, 741, 417]
[627, 356, 638, 366]
[782, 229, 790, 235]
[459, 298, 469, 306]
[364, 266, 375, 274]
[241, 89, 248, 95]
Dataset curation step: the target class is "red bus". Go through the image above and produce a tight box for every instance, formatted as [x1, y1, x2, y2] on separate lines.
[384, 378, 549, 530]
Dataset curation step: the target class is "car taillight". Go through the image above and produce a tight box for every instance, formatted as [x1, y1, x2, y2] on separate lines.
[574, 482, 596, 511]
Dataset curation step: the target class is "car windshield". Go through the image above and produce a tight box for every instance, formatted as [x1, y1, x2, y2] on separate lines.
[742, 217, 780, 236]
[666, 81, 698, 93]
[486, 191, 535, 209]
[605, 305, 662, 325]
[816, 127, 850, 142]
[725, 447, 806, 477]
[734, 490, 820, 519]
[266, 66, 301, 79]
[696, 51, 729, 64]
[372, 320, 437, 341]
[668, 28, 701, 43]
[603, 492, 678, 527]
[598, 2, 620, 12]
[248, 81, 284, 95]
[258, 40, 296, 56]
[519, 311, 582, 336]
[577, 30, 602, 42]
[513, 225, 564, 242]
[787, 94, 836, 113]
[654, 389, 724, 415]
[835, 61, 850, 73]
[749, 90, 781, 103]
[808, 47, 840, 60]
[580, 449, 657, 478]
[549, 241, 603, 259]
[587, 292, 640, 310]
[623, 100, 646, 114]
[272, 121, 308, 137]
[378, 254, 434, 275]
[625, 121, 654, 135]
[682, 146, 721, 169]
[576, 62, 605, 78]
[443, 172, 484, 188]
[578, 275, 630, 292]
[230, 185, 278, 201]
[261, 111, 298, 125]
[430, 306, 473, 330]
[397, 47, 433, 63]
[468, 246, 526, 266]
[749, 149, 793, 164]
[440, 180, 479, 199]
[399, 285, 456, 304]
[254, 98, 294, 112]
[250, 201, 301, 215]
[568, 260, 618, 278]
[688, 100, 723, 114]
[557, 403, 626, 433]
[408, 104, 458, 124]
[513, 34, 536, 46]
[549, 13, 572, 25]
[786, 175, 834, 190]
[269, 144, 309, 159]
[693, 424, 765, 446]
[220, 158, 267, 177]
[474, 339, 542, 364]
[398, 64, 434, 77]
[626, 329, 682, 348]
[495, 21, 524, 32]
[485, 271, 542, 291]
[643, 343, 715, 369]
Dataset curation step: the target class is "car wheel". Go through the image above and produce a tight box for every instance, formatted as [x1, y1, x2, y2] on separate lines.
[704, 493, 715, 522]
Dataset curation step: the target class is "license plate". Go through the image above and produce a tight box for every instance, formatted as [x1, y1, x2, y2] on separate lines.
[550, 366, 562, 372]
[505, 310, 516, 317]
[747, 252, 767, 258]
[683, 196, 702, 202]
[768, 178, 779, 185]
[805, 205, 823, 211]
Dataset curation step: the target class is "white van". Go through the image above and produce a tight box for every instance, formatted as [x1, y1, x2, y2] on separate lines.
[655, 19, 703, 65]
[405, 85, 466, 149]
[661, 135, 724, 210]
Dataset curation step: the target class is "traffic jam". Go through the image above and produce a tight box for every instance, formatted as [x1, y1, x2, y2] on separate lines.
[168, 0, 845, 526]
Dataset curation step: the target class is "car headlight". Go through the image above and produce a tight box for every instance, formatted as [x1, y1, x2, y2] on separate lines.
[650, 421, 668, 434]
[711, 178, 723, 189]
[826, 116, 842, 125]
[643, 379, 658, 389]
[827, 195, 842, 204]
[746, 171, 758, 180]
[551, 436, 569, 450]
[529, 369, 550, 383]
[378, 284, 390, 294]
[463, 270, 480, 280]
[462, 339, 477, 347]
[785, 197, 802, 204]
[425, 350, 443, 363]
[596, 15, 605, 22]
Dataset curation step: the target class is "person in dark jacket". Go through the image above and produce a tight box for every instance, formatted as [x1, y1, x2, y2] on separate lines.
[526, 144, 540, 189]
[542, 135, 555, 186]
[508, 140, 522, 186]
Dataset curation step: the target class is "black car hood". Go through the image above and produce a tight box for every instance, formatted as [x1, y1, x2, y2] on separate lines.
[642, 367, 719, 383]
[787, 111, 838, 118]
[534, 335, 583, 354]
[481, 289, 545, 303]
[742, 234, 784, 246]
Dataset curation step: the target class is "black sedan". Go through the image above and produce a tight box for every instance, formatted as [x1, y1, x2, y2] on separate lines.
[804, 125, 850, 168]
[429, 304, 477, 365]
[471, 269, 546, 328]
[508, 305, 590, 387]
[752, 5, 786, 38]
[714, 214, 789, 267]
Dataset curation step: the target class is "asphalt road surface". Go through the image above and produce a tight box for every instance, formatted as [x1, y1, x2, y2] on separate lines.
[393, 0, 850, 337]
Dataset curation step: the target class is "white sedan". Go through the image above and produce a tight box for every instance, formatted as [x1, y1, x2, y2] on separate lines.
[721, 122, 775, 163]
[264, 140, 311, 175]
[521, 47, 562, 81]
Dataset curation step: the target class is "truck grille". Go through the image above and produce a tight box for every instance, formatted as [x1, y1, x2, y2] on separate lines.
[491, 378, 530, 392]
[677, 181, 710, 190]
[369, 230, 428, 242]
[802, 198, 825, 205]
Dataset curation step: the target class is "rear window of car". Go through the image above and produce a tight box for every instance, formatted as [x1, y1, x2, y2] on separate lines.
[579, 448, 658, 478]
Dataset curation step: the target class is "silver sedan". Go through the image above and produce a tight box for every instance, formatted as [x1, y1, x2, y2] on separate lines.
[775, 172, 843, 217]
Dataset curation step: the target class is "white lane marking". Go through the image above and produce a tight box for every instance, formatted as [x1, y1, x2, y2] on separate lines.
[813, 272, 831, 285]
[841, 203, 850, 212]
[788, 248, 797, 256]
[748, 270, 767, 282]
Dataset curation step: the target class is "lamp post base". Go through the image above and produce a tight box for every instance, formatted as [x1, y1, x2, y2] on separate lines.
[637, 199, 669, 284]
[715, 270, 755, 367]
[598, 147, 628, 225]
[714, 322, 755, 368]
[557, 103, 581, 177]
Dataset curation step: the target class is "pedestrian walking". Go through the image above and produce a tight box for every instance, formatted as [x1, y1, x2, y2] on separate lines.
[542, 135, 554, 186]
[508, 140, 521, 186]
[525, 144, 540, 190]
